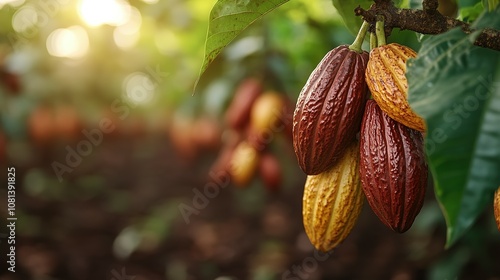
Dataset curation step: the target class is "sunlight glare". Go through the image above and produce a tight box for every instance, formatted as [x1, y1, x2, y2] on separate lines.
[113, 6, 141, 49]
[46, 26, 89, 59]
[78, 0, 131, 27]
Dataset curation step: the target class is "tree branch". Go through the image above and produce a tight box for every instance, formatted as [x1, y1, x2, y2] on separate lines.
[422, 0, 438, 12]
[355, 4, 500, 51]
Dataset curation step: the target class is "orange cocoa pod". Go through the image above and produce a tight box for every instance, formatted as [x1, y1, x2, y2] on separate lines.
[365, 43, 425, 132]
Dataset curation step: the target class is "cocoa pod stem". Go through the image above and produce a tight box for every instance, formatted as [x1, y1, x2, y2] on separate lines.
[375, 15, 386, 46]
[349, 21, 370, 53]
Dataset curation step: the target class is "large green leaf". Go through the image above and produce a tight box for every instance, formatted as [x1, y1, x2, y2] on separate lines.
[407, 8, 500, 247]
[331, 0, 372, 35]
[196, 0, 289, 89]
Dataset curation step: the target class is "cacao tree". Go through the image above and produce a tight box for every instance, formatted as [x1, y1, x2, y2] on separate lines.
[197, 0, 500, 251]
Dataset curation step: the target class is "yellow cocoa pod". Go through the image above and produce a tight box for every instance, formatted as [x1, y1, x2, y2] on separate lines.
[366, 43, 426, 132]
[229, 141, 260, 187]
[302, 142, 364, 252]
[250, 91, 285, 134]
[495, 188, 500, 231]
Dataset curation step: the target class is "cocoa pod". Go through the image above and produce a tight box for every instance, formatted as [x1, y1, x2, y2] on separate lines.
[259, 152, 282, 192]
[250, 91, 285, 135]
[303, 142, 364, 252]
[28, 105, 55, 145]
[225, 78, 262, 130]
[365, 43, 425, 132]
[360, 100, 427, 233]
[293, 45, 369, 175]
[495, 188, 500, 231]
[229, 141, 260, 187]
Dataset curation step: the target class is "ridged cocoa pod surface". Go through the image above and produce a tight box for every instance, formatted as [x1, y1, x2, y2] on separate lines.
[495, 188, 500, 231]
[360, 100, 427, 233]
[293, 45, 369, 175]
[365, 43, 426, 132]
[303, 142, 364, 252]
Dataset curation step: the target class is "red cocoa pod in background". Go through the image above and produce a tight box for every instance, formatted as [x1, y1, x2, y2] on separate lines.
[28, 105, 55, 145]
[360, 100, 427, 233]
[259, 152, 282, 192]
[0, 69, 21, 94]
[494, 188, 500, 231]
[225, 78, 262, 130]
[293, 45, 369, 175]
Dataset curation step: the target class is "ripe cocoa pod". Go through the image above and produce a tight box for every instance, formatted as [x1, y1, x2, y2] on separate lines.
[229, 141, 260, 187]
[293, 45, 369, 175]
[259, 152, 282, 192]
[494, 188, 500, 231]
[365, 43, 425, 132]
[360, 100, 427, 233]
[225, 78, 262, 130]
[250, 91, 285, 135]
[303, 142, 364, 252]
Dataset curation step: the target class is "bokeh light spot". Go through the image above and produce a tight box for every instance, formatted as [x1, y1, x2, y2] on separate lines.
[78, 0, 131, 27]
[124, 72, 155, 105]
[12, 5, 38, 33]
[113, 6, 142, 49]
[46, 26, 89, 58]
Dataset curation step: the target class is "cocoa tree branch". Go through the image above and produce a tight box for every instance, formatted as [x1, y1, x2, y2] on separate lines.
[422, 0, 439, 12]
[355, 5, 500, 51]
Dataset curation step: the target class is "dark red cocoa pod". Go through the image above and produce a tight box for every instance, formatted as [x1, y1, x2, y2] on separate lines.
[293, 45, 369, 175]
[360, 100, 428, 233]
[1, 69, 21, 94]
[259, 152, 282, 193]
[225, 78, 262, 130]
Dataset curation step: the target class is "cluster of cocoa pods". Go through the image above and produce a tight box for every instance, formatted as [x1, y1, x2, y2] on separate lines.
[209, 77, 293, 192]
[294, 21, 430, 252]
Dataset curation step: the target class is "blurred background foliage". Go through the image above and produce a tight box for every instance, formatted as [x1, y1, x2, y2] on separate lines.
[0, 0, 498, 279]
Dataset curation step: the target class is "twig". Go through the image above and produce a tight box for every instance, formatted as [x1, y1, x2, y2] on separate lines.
[355, 5, 500, 51]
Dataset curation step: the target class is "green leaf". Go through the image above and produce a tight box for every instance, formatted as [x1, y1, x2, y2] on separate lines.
[459, 2, 484, 21]
[331, 0, 372, 35]
[407, 8, 500, 247]
[483, 0, 500, 11]
[195, 0, 289, 90]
